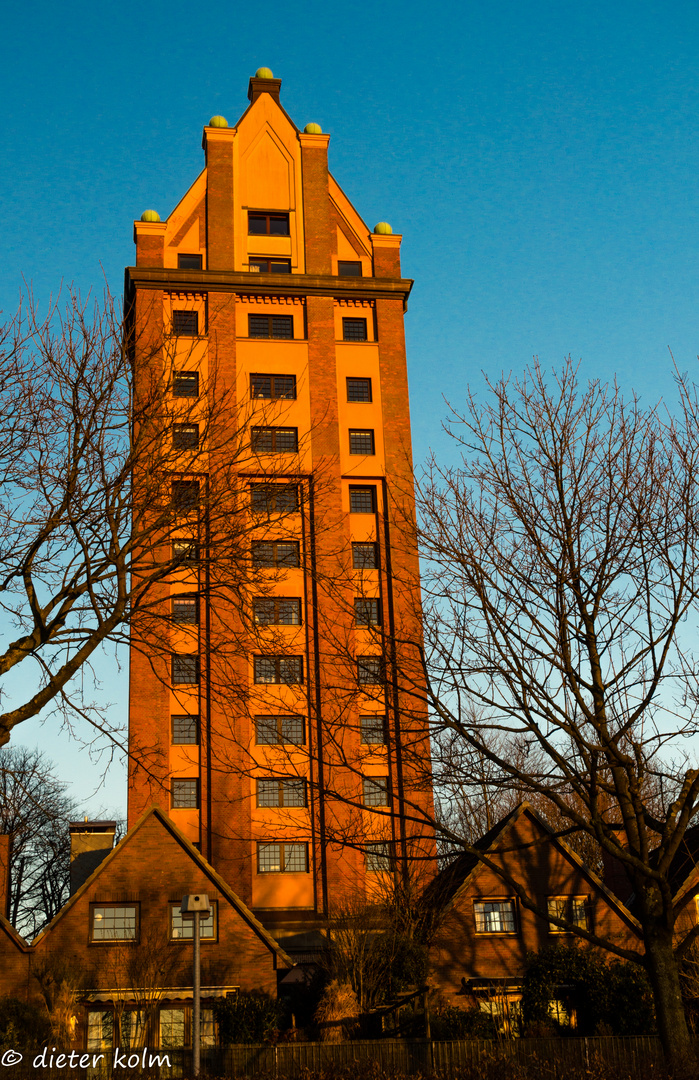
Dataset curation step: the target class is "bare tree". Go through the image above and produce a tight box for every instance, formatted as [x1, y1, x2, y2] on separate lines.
[0, 745, 79, 937]
[0, 288, 306, 756]
[407, 359, 699, 1071]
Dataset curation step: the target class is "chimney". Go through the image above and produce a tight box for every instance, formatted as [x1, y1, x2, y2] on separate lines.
[0, 834, 11, 920]
[69, 820, 116, 895]
[248, 67, 282, 105]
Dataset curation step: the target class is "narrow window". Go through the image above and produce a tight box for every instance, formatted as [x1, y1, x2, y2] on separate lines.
[362, 777, 389, 806]
[352, 542, 378, 569]
[338, 261, 362, 277]
[172, 715, 199, 745]
[360, 715, 386, 745]
[172, 655, 198, 685]
[257, 842, 308, 872]
[172, 595, 198, 624]
[171, 778, 199, 809]
[173, 371, 199, 397]
[248, 212, 290, 236]
[257, 779, 306, 807]
[255, 715, 305, 745]
[171, 480, 200, 513]
[357, 656, 384, 685]
[474, 900, 516, 934]
[170, 901, 216, 940]
[178, 253, 203, 270]
[547, 896, 590, 932]
[349, 486, 376, 513]
[172, 311, 199, 336]
[251, 374, 296, 400]
[253, 598, 302, 625]
[349, 429, 375, 456]
[250, 484, 300, 514]
[253, 656, 303, 684]
[354, 598, 381, 625]
[159, 1010, 185, 1050]
[249, 315, 294, 339]
[342, 317, 368, 342]
[251, 427, 298, 453]
[173, 423, 199, 450]
[91, 905, 138, 942]
[347, 377, 372, 402]
[249, 258, 291, 273]
[252, 541, 300, 568]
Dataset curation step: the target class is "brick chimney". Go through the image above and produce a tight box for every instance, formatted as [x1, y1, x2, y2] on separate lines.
[69, 820, 116, 895]
[0, 834, 11, 920]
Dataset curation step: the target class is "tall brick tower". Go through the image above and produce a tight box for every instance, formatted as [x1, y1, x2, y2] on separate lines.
[126, 69, 435, 954]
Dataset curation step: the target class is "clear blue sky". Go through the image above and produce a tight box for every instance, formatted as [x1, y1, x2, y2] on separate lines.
[3, 0, 699, 813]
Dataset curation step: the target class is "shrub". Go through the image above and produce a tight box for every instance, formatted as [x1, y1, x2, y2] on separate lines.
[0, 997, 51, 1051]
[430, 1004, 498, 1040]
[214, 989, 286, 1044]
[315, 980, 360, 1042]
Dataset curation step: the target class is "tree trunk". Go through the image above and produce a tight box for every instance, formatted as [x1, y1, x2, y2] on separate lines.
[644, 924, 696, 1076]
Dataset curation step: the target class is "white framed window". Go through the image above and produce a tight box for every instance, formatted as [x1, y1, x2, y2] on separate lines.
[474, 900, 516, 934]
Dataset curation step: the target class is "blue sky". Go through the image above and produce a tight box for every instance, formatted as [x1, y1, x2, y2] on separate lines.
[3, 0, 699, 812]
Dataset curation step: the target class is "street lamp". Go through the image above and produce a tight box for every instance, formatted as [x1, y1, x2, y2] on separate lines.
[181, 893, 211, 1078]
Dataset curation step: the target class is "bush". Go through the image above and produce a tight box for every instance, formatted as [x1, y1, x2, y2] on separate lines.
[430, 1004, 498, 1040]
[214, 989, 286, 1044]
[0, 997, 51, 1051]
[521, 944, 655, 1037]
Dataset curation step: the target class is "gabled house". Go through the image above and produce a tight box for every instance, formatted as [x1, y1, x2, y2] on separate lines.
[426, 803, 642, 1015]
[0, 808, 291, 1052]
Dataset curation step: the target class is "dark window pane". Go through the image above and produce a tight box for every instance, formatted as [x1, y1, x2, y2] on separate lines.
[172, 779, 199, 809]
[279, 656, 303, 683]
[172, 481, 200, 512]
[172, 715, 199, 744]
[342, 317, 367, 342]
[271, 316, 293, 339]
[274, 485, 300, 512]
[251, 374, 296, 400]
[254, 657, 277, 684]
[254, 655, 303, 686]
[349, 429, 375, 455]
[248, 315, 294, 340]
[357, 656, 383, 684]
[338, 261, 362, 277]
[257, 780, 281, 807]
[355, 598, 380, 625]
[252, 429, 274, 453]
[248, 215, 268, 235]
[360, 715, 386, 744]
[178, 254, 202, 270]
[255, 715, 305, 745]
[347, 378, 372, 402]
[282, 780, 306, 807]
[253, 598, 276, 624]
[352, 543, 378, 569]
[250, 315, 271, 338]
[269, 215, 290, 235]
[172, 311, 199, 336]
[270, 260, 291, 273]
[173, 423, 199, 450]
[173, 371, 199, 397]
[251, 375, 272, 398]
[172, 655, 198, 684]
[273, 376, 296, 398]
[171, 902, 215, 940]
[252, 427, 298, 453]
[276, 542, 300, 566]
[349, 486, 376, 513]
[172, 596, 198, 624]
[362, 777, 389, 806]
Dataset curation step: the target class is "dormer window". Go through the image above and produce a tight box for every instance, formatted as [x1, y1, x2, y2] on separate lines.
[249, 213, 289, 236]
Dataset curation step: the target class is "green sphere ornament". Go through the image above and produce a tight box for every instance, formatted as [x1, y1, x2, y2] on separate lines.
[255, 67, 274, 79]
[373, 222, 393, 235]
[304, 123, 322, 134]
[209, 115, 228, 128]
[140, 210, 160, 223]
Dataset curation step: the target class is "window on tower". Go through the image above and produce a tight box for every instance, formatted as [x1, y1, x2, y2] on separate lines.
[362, 777, 389, 806]
[255, 715, 305, 745]
[360, 715, 387, 744]
[248, 315, 294, 339]
[342, 317, 368, 342]
[172, 311, 199, 336]
[251, 541, 300, 568]
[178, 253, 203, 270]
[338, 261, 362, 277]
[251, 374, 296, 400]
[352, 542, 378, 569]
[349, 486, 377, 513]
[256, 779, 306, 807]
[354, 598, 381, 625]
[253, 598, 302, 625]
[357, 656, 384, 685]
[171, 779, 199, 809]
[171, 481, 200, 513]
[251, 427, 298, 453]
[347, 377, 372, 402]
[171, 655, 198, 685]
[365, 843, 392, 872]
[172, 371, 199, 397]
[254, 656, 303, 684]
[171, 595, 198, 624]
[248, 212, 290, 236]
[257, 842, 308, 872]
[171, 715, 199, 744]
[172, 423, 199, 450]
[349, 429, 375, 455]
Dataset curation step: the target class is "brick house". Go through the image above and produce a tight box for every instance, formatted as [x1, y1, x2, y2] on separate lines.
[0, 808, 291, 1052]
[427, 804, 642, 1020]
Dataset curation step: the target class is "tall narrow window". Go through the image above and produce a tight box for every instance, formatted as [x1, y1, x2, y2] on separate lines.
[171, 779, 199, 809]
[349, 430, 375, 455]
[347, 377, 372, 402]
[354, 598, 381, 625]
[173, 424, 199, 450]
[172, 655, 198, 685]
[352, 543, 378, 569]
[172, 595, 198, 624]
[173, 371, 199, 397]
[362, 777, 389, 806]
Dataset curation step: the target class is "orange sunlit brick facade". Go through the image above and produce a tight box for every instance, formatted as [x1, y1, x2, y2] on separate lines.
[125, 70, 436, 955]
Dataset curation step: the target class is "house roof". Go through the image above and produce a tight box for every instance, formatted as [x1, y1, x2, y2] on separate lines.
[0, 910, 30, 952]
[425, 802, 641, 932]
[31, 807, 293, 967]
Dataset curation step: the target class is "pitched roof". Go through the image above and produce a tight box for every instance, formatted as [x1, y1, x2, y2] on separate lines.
[31, 807, 293, 967]
[425, 802, 640, 931]
[0, 910, 30, 951]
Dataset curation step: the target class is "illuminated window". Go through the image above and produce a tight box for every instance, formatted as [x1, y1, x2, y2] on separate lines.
[91, 905, 138, 942]
[547, 896, 589, 932]
[474, 900, 516, 934]
[172, 539, 199, 563]
[349, 429, 375, 455]
[87, 1011, 114, 1051]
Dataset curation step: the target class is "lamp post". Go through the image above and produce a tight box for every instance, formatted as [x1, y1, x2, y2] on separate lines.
[181, 893, 211, 1078]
